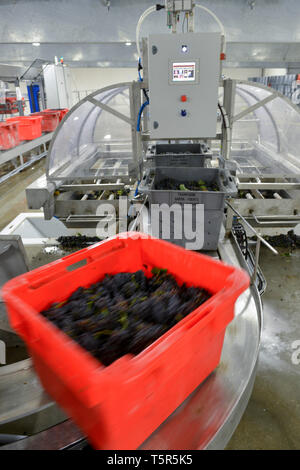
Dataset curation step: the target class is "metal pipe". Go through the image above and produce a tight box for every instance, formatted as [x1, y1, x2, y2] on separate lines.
[226, 201, 279, 255]
[252, 237, 261, 284]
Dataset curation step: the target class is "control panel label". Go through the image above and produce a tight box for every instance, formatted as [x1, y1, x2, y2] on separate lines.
[172, 62, 196, 82]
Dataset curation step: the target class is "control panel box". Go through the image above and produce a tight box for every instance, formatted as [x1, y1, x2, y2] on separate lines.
[148, 32, 221, 139]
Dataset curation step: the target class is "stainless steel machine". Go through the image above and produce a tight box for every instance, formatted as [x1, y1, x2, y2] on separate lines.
[1, 1, 300, 450]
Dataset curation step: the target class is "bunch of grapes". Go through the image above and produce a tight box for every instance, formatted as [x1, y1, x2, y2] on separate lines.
[57, 236, 102, 250]
[41, 269, 211, 366]
[155, 178, 218, 192]
[263, 230, 300, 249]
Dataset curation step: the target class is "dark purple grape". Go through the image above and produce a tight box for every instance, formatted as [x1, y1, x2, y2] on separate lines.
[41, 268, 211, 366]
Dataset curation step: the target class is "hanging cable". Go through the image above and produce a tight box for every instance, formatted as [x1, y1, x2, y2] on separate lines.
[143, 88, 149, 102]
[138, 58, 143, 82]
[182, 13, 186, 33]
[137, 58, 149, 101]
[137, 100, 149, 132]
[218, 102, 231, 160]
[136, 4, 165, 66]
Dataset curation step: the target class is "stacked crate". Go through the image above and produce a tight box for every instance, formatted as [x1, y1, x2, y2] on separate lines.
[140, 144, 237, 250]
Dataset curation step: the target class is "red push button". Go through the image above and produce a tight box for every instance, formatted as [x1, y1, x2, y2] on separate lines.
[181, 95, 187, 102]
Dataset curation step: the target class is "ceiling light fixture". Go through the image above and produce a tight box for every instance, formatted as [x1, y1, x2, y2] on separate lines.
[32, 42, 41, 47]
[125, 42, 132, 46]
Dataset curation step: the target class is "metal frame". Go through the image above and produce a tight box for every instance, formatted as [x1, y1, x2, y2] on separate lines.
[0, 132, 54, 185]
[235, 86, 281, 154]
[232, 94, 276, 123]
[87, 96, 134, 126]
[221, 78, 300, 161]
[46, 82, 142, 181]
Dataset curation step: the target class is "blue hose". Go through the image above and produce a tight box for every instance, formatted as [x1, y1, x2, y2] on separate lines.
[137, 100, 149, 132]
[134, 180, 140, 197]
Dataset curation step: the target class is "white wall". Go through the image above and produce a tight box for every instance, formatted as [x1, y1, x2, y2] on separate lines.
[287, 68, 300, 75]
[70, 67, 289, 95]
[9, 66, 288, 115]
[70, 67, 137, 92]
[222, 68, 262, 80]
[263, 68, 287, 76]
[69, 67, 265, 101]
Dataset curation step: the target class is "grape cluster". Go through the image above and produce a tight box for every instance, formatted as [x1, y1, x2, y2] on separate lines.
[264, 230, 300, 249]
[86, 192, 101, 200]
[41, 269, 211, 366]
[57, 236, 102, 250]
[115, 188, 130, 199]
[155, 178, 219, 192]
[98, 188, 130, 200]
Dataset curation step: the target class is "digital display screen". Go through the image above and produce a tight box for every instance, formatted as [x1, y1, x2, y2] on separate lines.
[172, 62, 196, 82]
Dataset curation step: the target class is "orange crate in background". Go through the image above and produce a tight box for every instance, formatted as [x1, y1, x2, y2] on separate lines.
[43, 108, 69, 122]
[2, 233, 249, 450]
[0, 121, 20, 149]
[7, 116, 43, 141]
[31, 110, 60, 132]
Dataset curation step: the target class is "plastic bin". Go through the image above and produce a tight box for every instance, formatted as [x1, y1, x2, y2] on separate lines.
[32, 111, 60, 132]
[43, 108, 69, 122]
[154, 153, 212, 168]
[7, 116, 43, 141]
[0, 121, 20, 150]
[2, 233, 249, 450]
[148, 143, 212, 168]
[139, 167, 237, 251]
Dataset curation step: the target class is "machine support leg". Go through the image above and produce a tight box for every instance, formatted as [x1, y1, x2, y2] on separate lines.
[252, 237, 261, 285]
[225, 206, 234, 236]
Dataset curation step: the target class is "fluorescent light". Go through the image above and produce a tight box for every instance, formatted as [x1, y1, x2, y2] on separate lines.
[125, 42, 132, 46]
[104, 134, 111, 140]
[32, 42, 40, 47]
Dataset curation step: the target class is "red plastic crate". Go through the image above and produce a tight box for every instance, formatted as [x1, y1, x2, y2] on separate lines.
[32, 111, 60, 132]
[2, 233, 249, 450]
[7, 116, 42, 141]
[58, 108, 69, 121]
[0, 121, 20, 149]
[44, 108, 69, 122]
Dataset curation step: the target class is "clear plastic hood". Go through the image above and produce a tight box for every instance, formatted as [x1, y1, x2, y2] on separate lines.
[47, 83, 138, 182]
[47, 78, 300, 183]
[229, 80, 300, 176]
